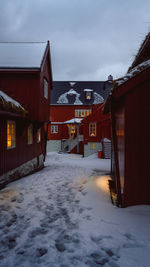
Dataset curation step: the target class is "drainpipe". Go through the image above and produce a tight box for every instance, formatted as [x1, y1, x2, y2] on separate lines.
[44, 120, 50, 161]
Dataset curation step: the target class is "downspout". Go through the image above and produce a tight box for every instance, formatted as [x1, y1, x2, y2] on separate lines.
[110, 100, 122, 207]
[44, 120, 50, 161]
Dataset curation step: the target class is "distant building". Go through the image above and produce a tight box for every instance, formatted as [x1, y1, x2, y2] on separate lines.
[82, 103, 111, 157]
[104, 32, 150, 207]
[0, 41, 53, 188]
[47, 80, 112, 156]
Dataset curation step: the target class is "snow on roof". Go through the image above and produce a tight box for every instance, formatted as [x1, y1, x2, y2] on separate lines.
[64, 118, 83, 124]
[93, 92, 104, 104]
[0, 90, 27, 115]
[84, 89, 93, 92]
[57, 89, 83, 105]
[69, 82, 76, 87]
[0, 42, 47, 69]
[115, 59, 150, 87]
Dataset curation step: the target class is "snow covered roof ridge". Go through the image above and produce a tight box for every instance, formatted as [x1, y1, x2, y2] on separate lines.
[57, 88, 83, 105]
[115, 58, 150, 87]
[0, 90, 27, 116]
[0, 42, 48, 69]
[93, 92, 104, 104]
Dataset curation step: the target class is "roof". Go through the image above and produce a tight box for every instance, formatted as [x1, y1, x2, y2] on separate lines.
[129, 32, 150, 70]
[115, 58, 150, 87]
[64, 118, 83, 124]
[51, 81, 111, 106]
[0, 42, 48, 69]
[0, 90, 27, 116]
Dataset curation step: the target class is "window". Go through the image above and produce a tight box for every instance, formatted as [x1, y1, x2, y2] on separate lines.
[86, 91, 92, 100]
[89, 123, 96, 136]
[51, 125, 58, 134]
[37, 129, 41, 143]
[28, 124, 33, 144]
[91, 143, 95, 150]
[70, 125, 75, 134]
[7, 121, 16, 149]
[44, 78, 48, 99]
[75, 109, 91, 118]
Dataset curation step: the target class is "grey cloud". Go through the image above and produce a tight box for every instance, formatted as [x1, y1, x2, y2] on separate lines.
[0, 0, 150, 80]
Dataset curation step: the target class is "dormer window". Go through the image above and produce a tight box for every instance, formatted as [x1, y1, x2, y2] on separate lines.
[44, 78, 48, 99]
[86, 91, 91, 100]
[84, 89, 93, 100]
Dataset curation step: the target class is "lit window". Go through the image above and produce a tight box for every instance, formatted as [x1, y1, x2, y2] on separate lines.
[28, 124, 33, 144]
[89, 123, 96, 136]
[44, 78, 48, 99]
[37, 129, 41, 143]
[75, 109, 91, 118]
[91, 143, 95, 150]
[51, 125, 58, 134]
[7, 121, 16, 149]
[70, 125, 75, 134]
[86, 91, 91, 100]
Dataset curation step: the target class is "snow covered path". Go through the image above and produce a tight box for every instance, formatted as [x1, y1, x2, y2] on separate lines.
[0, 153, 150, 267]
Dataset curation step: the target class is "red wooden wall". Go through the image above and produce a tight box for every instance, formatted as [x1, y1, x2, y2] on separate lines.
[113, 67, 150, 207]
[0, 115, 45, 176]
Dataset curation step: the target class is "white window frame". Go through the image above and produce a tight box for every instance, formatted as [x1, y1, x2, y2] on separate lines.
[51, 125, 58, 134]
[44, 78, 48, 99]
[37, 128, 41, 143]
[89, 123, 96, 137]
[28, 124, 33, 145]
[7, 120, 16, 149]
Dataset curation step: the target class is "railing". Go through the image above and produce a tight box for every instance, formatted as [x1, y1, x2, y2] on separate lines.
[61, 135, 83, 152]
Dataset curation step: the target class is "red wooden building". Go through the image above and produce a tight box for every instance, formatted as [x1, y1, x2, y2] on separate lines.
[47, 80, 112, 156]
[82, 103, 111, 157]
[104, 32, 150, 207]
[0, 41, 52, 188]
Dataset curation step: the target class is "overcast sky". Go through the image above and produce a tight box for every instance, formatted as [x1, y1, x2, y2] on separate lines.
[0, 0, 150, 81]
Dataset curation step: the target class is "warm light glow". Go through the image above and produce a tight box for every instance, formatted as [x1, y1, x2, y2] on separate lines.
[95, 176, 110, 194]
[7, 121, 16, 149]
[37, 129, 41, 143]
[116, 130, 124, 136]
[91, 143, 95, 150]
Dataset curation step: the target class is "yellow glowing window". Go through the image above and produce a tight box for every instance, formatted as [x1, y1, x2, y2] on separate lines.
[86, 92, 91, 100]
[75, 109, 91, 118]
[37, 129, 41, 143]
[89, 123, 96, 136]
[70, 125, 75, 134]
[7, 121, 16, 149]
[91, 143, 95, 150]
[28, 124, 33, 144]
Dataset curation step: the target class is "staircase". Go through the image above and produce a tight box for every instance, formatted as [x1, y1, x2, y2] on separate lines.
[61, 135, 83, 153]
[102, 138, 111, 159]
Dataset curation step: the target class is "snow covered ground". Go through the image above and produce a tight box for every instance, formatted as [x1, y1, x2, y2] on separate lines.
[0, 152, 150, 267]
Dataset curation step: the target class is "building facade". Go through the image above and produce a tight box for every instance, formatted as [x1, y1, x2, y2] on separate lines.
[0, 41, 52, 188]
[48, 80, 112, 156]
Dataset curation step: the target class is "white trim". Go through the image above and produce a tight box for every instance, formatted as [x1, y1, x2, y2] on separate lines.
[51, 125, 58, 134]
[89, 123, 96, 136]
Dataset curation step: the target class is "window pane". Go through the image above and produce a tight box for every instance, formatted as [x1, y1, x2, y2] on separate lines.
[7, 121, 16, 149]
